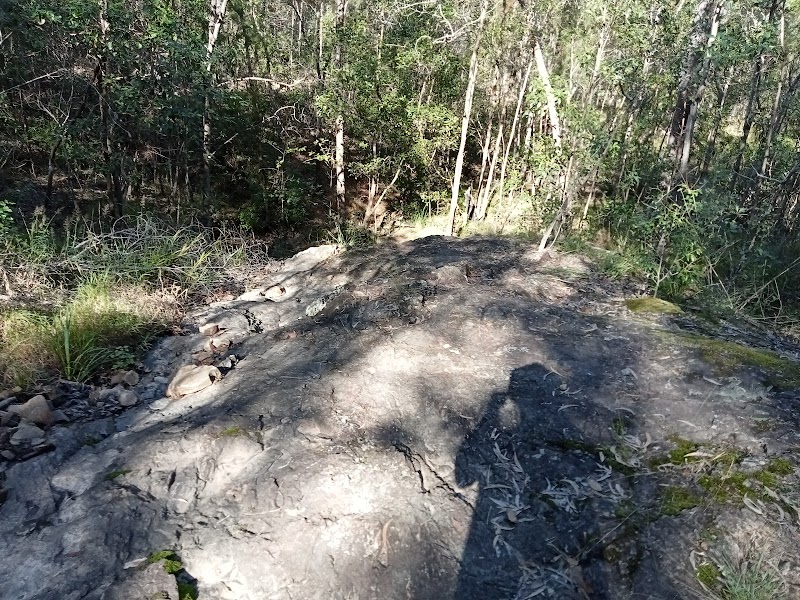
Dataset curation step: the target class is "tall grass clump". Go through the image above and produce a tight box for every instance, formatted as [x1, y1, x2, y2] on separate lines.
[0, 276, 171, 385]
[0, 210, 269, 385]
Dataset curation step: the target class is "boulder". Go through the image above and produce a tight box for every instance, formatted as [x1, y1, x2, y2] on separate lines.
[7, 395, 54, 428]
[167, 365, 222, 398]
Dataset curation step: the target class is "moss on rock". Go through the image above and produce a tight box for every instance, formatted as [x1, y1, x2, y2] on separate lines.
[625, 297, 683, 314]
[665, 333, 800, 390]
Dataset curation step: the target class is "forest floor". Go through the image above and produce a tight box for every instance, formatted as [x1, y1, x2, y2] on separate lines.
[2, 235, 800, 600]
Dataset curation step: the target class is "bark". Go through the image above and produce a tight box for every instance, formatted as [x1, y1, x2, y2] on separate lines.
[535, 39, 567, 253]
[97, 0, 123, 216]
[446, 0, 489, 236]
[334, 0, 348, 209]
[534, 40, 562, 149]
[676, 0, 722, 185]
[203, 0, 229, 209]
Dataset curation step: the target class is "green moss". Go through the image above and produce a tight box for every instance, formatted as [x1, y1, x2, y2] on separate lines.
[147, 550, 182, 574]
[219, 426, 246, 437]
[667, 435, 700, 463]
[625, 297, 683, 314]
[766, 458, 794, 476]
[668, 333, 800, 390]
[696, 562, 721, 589]
[699, 458, 793, 504]
[613, 500, 637, 520]
[612, 416, 628, 437]
[547, 438, 598, 454]
[699, 472, 749, 502]
[751, 418, 776, 433]
[660, 485, 701, 516]
[105, 468, 131, 481]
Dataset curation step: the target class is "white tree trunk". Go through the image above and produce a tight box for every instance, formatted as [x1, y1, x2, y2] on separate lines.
[446, 0, 489, 236]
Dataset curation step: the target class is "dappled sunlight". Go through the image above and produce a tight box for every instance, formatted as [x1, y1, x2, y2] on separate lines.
[2, 237, 800, 599]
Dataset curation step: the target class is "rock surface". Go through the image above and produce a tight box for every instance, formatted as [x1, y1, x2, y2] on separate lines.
[1, 236, 799, 600]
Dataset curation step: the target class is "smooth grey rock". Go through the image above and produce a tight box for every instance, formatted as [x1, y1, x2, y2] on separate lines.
[281, 244, 339, 273]
[10, 423, 45, 445]
[122, 370, 140, 386]
[7, 395, 54, 427]
[118, 390, 138, 407]
[167, 365, 222, 398]
[1, 449, 14, 460]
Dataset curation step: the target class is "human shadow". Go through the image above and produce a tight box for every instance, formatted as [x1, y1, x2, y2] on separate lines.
[454, 363, 624, 600]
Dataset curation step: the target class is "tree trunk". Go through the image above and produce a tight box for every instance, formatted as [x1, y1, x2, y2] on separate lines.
[446, 0, 489, 236]
[496, 58, 532, 210]
[534, 40, 562, 149]
[203, 0, 229, 210]
[334, 0, 347, 209]
[675, 0, 722, 186]
[535, 39, 567, 253]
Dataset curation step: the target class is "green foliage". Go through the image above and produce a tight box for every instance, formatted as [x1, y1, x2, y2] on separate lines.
[0, 277, 166, 384]
[715, 550, 785, 600]
[146, 549, 183, 575]
[659, 485, 701, 516]
[327, 220, 376, 248]
[0, 200, 13, 238]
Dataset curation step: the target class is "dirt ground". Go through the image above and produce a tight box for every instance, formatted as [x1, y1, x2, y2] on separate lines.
[1, 235, 800, 600]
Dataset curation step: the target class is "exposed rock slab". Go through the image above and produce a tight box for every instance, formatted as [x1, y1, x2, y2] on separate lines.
[1, 237, 799, 600]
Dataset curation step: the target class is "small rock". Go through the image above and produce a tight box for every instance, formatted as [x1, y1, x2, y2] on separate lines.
[237, 288, 266, 302]
[199, 322, 220, 336]
[109, 371, 126, 386]
[7, 395, 54, 427]
[216, 355, 238, 369]
[10, 423, 45, 445]
[193, 350, 215, 364]
[0, 386, 22, 401]
[51, 409, 69, 423]
[166, 365, 222, 398]
[153, 376, 169, 385]
[0, 397, 16, 411]
[434, 264, 466, 285]
[122, 370, 139, 386]
[118, 390, 138, 407]
[0, 410, 16, 427]
[0, 450, 14, 460]
[91, 387, 119, 402]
